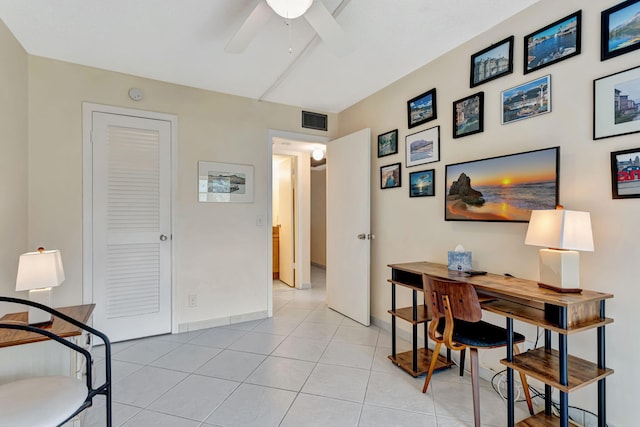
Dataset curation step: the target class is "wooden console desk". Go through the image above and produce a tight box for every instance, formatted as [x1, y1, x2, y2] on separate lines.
[388, 262, 613, 427]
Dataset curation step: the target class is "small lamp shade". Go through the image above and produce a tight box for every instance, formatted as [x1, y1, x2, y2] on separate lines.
[266, 0, 313, 19]
[525, 209, 593, 291]
[15, 249, 65, 324]
[525, 209, 594, 251]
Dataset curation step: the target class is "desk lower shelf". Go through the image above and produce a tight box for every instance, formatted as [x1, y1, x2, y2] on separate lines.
[501, 347, 613, 393]
[515, 412, 558, 426]
[388, 348, 453, 377]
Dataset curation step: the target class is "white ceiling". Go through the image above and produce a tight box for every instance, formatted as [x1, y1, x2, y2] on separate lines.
[0, 0, 538, 114]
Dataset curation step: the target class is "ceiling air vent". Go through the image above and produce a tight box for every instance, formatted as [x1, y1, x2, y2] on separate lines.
[302, 111, 328, 131]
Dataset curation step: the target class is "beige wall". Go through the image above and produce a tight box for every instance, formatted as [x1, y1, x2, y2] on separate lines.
[338, 0, 635, 423]
[23, 55, 336, 329]
[0, 19, 27, 304]
[310, 168, 326, 267]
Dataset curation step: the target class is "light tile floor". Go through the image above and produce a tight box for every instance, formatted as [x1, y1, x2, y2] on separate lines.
[81, 266, 536, 427]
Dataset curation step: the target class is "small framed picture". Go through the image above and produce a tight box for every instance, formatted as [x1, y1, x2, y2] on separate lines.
[594, 65, 640, 140]
[407, 89, 437, 129]
[524, 11, 581, 74]
[470, 36, 514, 88]
[611, 147, 640, 199]
[377, 129, 398, 158]
[501, 75, 551, 124]
[601, 0, 640, 61]
[406, 125, 440, 167]
[380, 163, 401, 189]
[453, 92, 484, 138]
[409, 169, 435, 197]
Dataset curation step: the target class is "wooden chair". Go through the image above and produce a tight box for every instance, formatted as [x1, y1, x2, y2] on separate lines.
[421, 276, 533, 426]
[0, 296, 112, 427]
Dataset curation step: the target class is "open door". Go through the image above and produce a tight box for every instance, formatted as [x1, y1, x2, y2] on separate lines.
[277, 156, 295, 287]
[326, 129, 371, 325]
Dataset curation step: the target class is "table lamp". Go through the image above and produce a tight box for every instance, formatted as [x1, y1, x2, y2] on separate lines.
[15, 247, 65, 324]
[524, 208, 593, 292]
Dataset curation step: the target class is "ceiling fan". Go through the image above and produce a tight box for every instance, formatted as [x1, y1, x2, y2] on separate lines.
[225, 0, 353, 57]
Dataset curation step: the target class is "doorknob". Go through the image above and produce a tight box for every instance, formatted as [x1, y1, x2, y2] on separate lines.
[357, 233, 366, 240]
[160, 234, 168, 241]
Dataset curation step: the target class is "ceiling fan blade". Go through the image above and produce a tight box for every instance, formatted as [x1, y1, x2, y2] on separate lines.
[303, 1, 353, 57]
[225, 1, 273, 54]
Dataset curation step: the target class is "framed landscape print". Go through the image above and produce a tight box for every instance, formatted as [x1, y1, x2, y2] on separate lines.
[378, 129, 398, 157]
[381, 163, 401, 189]
[611, 147, 640, 198]
[470, 36, 514, 87]
[601, 0, 640, 61]
[501, 75, 551, 124]
[444, 147, 559, 222]
[405, 125, 440, 167]
[453, 92, 484, 138]
[594, 65, 640, 139]
[524, 11, 581, 74]
[409, 169, 435, 197]
[198, 161, 254, 203]
[407, 89, 437, 129]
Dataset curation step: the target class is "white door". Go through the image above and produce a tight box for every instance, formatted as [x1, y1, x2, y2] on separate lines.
[91, 112, 172, 342]
[326, 128, 371, 325]
[278, 157, 295, 287]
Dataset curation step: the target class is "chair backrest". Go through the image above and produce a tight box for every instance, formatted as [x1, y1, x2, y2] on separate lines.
[423, 277, 482, 323]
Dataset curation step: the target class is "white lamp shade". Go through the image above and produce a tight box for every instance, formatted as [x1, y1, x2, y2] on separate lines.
[525, 209, 594, 252]
[312, 149, 324, 161]
[266, 0, 313, 19]
[16, 250, 65, 292]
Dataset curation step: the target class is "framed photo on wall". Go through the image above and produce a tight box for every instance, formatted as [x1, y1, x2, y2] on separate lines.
[453, 92, 484, 138]
[409, 169, 435, 197]
[405, 125, 440, 167]
[524, 10, 581, 74]
[601, 0, 640, 61]
[407, 89, 437, 129]
[501, 75, 551, 124]
[470, 36, 514, 87]
[611, 147, 640, 198]
[444, 147, 559, 222]
[594, 65, 640, 139]
[378, 129, 398, 157]
[198, 161, 254, 202]
[380, 163, 401, 189]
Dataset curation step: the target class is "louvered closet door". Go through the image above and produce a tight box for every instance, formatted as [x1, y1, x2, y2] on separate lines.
[92, 112, 171, 342]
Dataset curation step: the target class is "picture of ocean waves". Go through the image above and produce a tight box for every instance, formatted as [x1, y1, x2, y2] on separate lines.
[474, 181, 556, 210]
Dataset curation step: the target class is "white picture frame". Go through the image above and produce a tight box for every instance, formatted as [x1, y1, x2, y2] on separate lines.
[405, 125, 440, 168]
[198, 161, 254, 203]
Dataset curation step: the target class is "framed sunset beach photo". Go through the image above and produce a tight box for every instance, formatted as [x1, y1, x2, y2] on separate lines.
[444, 147, 559, 222]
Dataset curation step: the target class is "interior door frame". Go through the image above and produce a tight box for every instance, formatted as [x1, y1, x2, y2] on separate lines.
[267, 129, 328, 316]
[81, 102, 179, 333]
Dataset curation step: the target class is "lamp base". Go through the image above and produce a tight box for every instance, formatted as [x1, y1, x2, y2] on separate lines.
[28, 288, 53, 325]
[537, 282, 582, 293]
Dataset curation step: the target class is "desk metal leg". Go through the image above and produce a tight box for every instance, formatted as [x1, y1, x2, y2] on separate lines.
[412, 289, 418, 373]
[391, 283, 396, 359]
[559, 307, 568, 427]
[598, 300, 607, 427]
[506, 317, 514, 427]
[544, 329, 552, 416]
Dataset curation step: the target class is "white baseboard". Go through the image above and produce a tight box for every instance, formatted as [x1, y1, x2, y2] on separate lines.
[178, 310, 268, 333]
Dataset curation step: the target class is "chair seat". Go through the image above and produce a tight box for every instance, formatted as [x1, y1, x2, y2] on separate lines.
[436, 317, 526, 348]
[0, 375, 88, 427]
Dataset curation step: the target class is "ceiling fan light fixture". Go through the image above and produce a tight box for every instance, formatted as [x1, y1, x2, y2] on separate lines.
[266, 0, 313, 19]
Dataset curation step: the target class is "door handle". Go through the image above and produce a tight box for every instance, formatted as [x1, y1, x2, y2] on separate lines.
[160, 234, 168, 241]
[357, 233, 366, 240]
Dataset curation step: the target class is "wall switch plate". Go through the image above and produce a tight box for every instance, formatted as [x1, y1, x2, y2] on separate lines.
[188, 294, 197, 307]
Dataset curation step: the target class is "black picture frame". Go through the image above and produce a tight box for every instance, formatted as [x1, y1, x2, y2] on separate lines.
[407, 89, 437, 129]
[453, 92, 484, 138]
[380, 162, 401, 189]
[524, 10, 581, 74]
[593, 65, 640, 139]
[470, 36, 514, 88]
[601, 0, 640, 61]
[611, 147, 640, 198]
[377, 129, 398, 158]
[444, 147, 560, 222]
[409, 169, 435, 197]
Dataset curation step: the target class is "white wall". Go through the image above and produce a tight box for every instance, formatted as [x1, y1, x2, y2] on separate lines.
[338, 1, 636, 423]
[0, 19, 27, 307]
[21, 55, 336, 330]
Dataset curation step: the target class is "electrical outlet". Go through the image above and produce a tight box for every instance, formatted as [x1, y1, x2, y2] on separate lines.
[188, 294, 197, 308]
